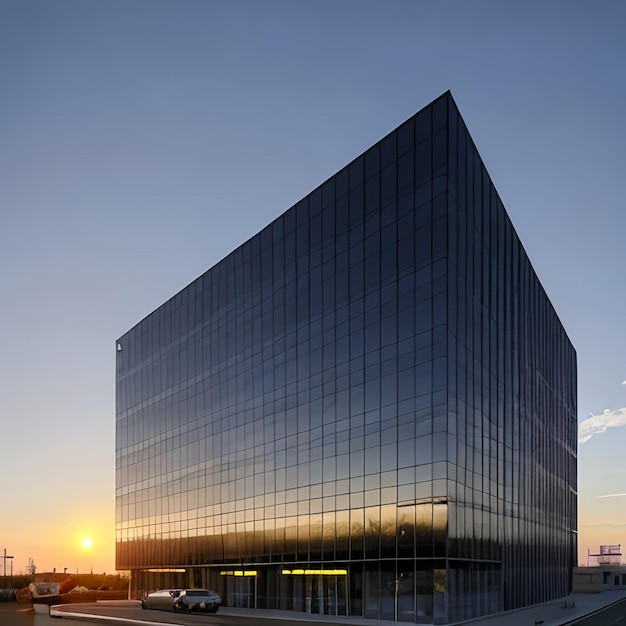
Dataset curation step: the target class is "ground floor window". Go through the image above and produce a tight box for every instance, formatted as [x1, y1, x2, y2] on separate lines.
[130, 560, 466, 623]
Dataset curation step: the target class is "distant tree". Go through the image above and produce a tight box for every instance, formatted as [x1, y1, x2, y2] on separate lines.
[10, 575, 32, 590]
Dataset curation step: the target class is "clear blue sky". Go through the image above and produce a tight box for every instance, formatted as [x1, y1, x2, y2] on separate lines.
[1, 0, 625, 573]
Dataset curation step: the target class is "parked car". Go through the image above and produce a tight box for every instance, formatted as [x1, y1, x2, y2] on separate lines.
[141, 588, 221, 613]
[173, 589, 221, 612]
[0, 589, 16, 602]
[141, 589, 181, 611]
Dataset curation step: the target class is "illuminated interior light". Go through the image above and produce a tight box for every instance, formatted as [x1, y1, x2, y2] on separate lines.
[146, 568, 186, 573]
[281, 568, 348, 576]
[221, 569, 257, 576]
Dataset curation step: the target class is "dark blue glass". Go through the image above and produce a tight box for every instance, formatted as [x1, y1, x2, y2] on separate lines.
[116, 92, 576, 624]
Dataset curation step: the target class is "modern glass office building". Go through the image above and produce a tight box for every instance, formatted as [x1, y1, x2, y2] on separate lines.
[115, 92, 577, 624]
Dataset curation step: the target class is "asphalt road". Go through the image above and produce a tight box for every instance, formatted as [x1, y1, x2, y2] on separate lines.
[0, 602, 35, 626]
[0, 601, 337, 626]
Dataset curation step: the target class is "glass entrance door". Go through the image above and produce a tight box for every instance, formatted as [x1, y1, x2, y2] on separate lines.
[306, 574, 347, 616]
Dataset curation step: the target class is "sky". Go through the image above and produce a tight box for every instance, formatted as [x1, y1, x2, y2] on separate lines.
[1, 0, 625, 575]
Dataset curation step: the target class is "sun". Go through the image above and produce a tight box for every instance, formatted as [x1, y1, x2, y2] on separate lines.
[81, 538, 93, 550]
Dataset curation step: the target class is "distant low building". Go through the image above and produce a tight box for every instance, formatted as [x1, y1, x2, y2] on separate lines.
[574, 566, 626, 593]
[576, 545, 625, 594]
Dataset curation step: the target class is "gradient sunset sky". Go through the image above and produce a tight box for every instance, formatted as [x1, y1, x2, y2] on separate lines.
[1, 0, 625, 574]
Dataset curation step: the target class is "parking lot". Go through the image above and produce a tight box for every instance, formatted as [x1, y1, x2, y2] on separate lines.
[0, 600, 358, 626]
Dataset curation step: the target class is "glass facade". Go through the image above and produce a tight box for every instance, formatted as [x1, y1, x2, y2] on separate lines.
[115, 92, 577, 624]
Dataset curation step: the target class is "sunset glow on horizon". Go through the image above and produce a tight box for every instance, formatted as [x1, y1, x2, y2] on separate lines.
[2, 0, 625, 579]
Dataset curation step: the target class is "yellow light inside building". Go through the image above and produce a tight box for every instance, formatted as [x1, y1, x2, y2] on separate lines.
[282, 569, 347, 576]
[147, 568, 186, 573]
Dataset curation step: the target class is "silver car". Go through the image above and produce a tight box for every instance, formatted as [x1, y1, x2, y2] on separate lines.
[141, 589, 182, 611]
[141, 588, 221, 613]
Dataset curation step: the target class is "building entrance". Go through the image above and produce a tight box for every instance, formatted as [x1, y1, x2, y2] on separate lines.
[283, 571, 348, 616]
[220, 571, 257, 608]
[308, 574, 347, 615]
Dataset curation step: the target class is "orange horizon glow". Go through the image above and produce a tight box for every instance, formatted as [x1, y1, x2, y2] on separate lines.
[3, 504, 117, 575]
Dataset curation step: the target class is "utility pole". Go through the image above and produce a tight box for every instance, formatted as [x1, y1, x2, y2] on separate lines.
[3, 549, 14, 586]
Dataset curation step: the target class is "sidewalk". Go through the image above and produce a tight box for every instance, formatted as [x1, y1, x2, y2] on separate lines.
[446, 591, 626, 626]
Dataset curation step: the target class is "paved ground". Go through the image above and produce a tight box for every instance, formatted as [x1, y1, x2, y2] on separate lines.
[54, 601, 389, 625]
[459, 591, 626, 626]
[0, 602, 36, 626]
[63, 593, 626, 626]
[3, 592, 626, 626]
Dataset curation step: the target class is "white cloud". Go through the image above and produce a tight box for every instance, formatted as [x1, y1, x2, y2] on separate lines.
[622, 380, 626, 385]
[597, 493, 626, 499]
[578, 407, 626, 444]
